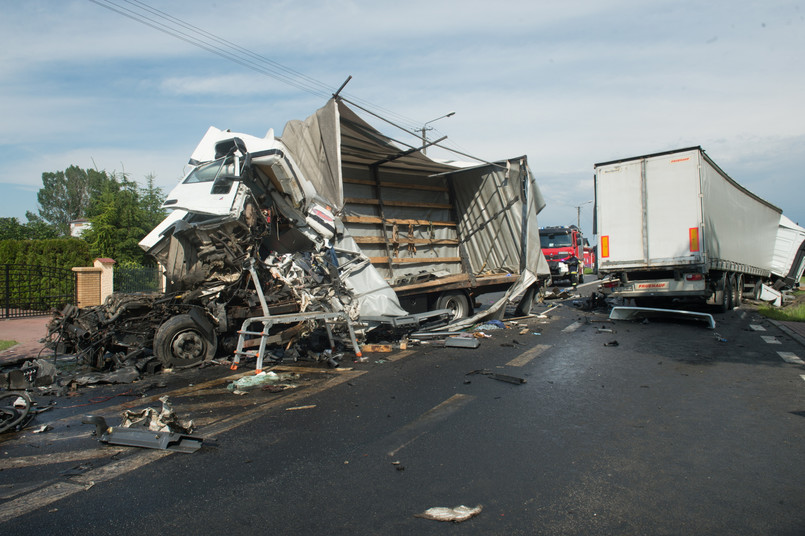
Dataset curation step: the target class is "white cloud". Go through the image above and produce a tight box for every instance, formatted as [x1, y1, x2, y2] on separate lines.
[1, 0, 803, 230]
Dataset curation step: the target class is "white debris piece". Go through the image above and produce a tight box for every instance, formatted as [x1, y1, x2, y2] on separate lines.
[416, 504, 482, 523]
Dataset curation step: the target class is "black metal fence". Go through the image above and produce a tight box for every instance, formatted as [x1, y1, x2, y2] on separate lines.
[2, 264, 76, 319]
[114, 265, 162, 293]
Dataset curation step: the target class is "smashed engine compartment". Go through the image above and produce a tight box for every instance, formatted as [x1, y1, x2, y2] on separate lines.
[44, 207, 377, 371]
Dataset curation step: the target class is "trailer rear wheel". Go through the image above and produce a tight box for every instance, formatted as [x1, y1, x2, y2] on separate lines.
[435, 291, 471, 320]
[154, 314, 218, 369]
[733, 274, 743, 307]
[714, 274, 732, 313]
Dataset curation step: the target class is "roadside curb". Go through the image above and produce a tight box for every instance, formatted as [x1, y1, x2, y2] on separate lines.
[768, 319, 805, 350]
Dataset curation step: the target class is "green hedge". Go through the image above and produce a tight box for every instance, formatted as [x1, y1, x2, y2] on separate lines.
[0, 238, 93, 270]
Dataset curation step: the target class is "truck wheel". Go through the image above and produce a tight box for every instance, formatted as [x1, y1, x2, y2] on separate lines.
[715, 274, 732, 313]
[733, 274, 743, 307]
[435, 291, 471, 320]
[154, 314, 218, 369]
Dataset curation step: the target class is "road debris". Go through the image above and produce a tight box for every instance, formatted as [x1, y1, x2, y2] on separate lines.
[416, 504, 483, 523]
[286, 404, 316, 411]
[466, 370, 527, 384]
[227, 371, 298, 395]
[444, 337, 480, 349]
[120, 395, 194, 434]
[82, 414, 203, 453]
[0, 391, 33, 434]
[609, 306, 716, 329]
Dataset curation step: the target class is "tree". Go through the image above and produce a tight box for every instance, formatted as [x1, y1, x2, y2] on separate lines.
[81, 172, 165, 264]
[140, 173, 167, 231]
[36, 166, 111, 236]
[33, 165, 167, 263]
[0, 214, 59, 241]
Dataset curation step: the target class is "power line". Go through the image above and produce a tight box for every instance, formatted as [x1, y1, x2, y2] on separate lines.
[88, 0, 482, 160]
[89, 0, 430, 133]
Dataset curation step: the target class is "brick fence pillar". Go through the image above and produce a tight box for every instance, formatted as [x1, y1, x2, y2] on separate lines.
[94, 258, 116, 304]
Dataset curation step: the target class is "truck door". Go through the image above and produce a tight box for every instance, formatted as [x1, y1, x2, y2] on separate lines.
[597, 160, 646, 266]
[644, 151, 703, 264]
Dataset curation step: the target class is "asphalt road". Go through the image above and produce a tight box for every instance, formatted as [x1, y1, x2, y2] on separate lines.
[2, 283, 805, 535]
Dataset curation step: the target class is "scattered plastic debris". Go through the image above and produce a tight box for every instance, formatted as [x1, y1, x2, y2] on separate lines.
[416, 504, 483, 523]
[603, 340, 619, 347]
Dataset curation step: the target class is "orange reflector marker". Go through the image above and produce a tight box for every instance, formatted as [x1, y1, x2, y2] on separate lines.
[689, 228, 700, 252]
[601, 236, 610, 258]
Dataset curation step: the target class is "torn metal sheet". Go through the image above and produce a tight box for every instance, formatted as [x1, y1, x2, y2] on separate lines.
[609, 306, 716, 329]
[759, 284, 783, 306]
[83, 415, 203, 453]
[466, 370, 527, 384]
[444, 337, 480, 349]
[120, 396, 194, 434]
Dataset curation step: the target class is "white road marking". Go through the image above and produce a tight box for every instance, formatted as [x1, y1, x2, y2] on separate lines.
[800, 374, 805, 382]
[778, 352, 805, 365]
[562, 321, 583, 333]
[761, 335, 781, 345]
[385, 394, 475, 457]
[508, 344, 552, 367]
[749, 324, 766, 331]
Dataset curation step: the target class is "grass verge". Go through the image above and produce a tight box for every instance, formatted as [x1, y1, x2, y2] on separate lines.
[757, 299, 805, 322]
[0, 340, 17, 351]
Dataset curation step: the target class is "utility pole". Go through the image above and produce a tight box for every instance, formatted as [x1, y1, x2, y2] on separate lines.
[575, 200, 593, 231]
[420, 111, 455, 154]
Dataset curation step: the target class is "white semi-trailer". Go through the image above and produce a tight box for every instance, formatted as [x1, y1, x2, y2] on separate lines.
[594, 146, 786, 311]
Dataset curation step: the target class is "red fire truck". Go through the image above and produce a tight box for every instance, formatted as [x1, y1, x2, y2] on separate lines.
[539, 226, 585, 285]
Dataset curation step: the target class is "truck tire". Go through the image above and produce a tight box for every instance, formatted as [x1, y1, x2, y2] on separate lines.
[733, 274, 743, 307]
[714, 274, 732, 313]
[154, 314, 218, 369]
[435, 291, 471, 320]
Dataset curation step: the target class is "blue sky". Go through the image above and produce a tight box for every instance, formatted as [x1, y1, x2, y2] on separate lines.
[1, 0, 803, 237]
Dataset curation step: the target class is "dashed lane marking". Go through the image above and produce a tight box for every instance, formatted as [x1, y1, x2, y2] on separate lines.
[778, 352, 805, 365]
[384, 394, 475, 457]
[761, 335, 781, 345]
[800, 374, 805, 382]
[507, 344, 552, 367]
[749, 324, 767, 331]
[561, 321, 583, 333]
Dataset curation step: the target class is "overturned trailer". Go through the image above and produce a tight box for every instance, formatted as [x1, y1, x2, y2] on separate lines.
[47, 99, 549, 370]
